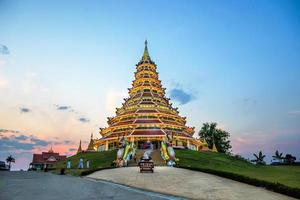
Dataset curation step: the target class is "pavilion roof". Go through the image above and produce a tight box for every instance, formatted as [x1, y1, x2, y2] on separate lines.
[31, 152, 66, 164]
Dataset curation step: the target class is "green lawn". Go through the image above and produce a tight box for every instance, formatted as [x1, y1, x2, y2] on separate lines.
[175, 149, 300, 189]
[52, 150, 116, 176]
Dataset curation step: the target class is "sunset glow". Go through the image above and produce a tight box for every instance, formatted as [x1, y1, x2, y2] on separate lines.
[0, 0, 299, 170]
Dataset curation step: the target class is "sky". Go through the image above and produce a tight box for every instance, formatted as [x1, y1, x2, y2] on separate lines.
[0, 0, 299, 170]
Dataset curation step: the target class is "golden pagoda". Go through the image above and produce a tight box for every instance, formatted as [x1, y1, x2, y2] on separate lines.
[211, 142, 218, 153]
[86, 133, 96, 152]
[91, 41, 204, 151]
[199, 138, 209, 151]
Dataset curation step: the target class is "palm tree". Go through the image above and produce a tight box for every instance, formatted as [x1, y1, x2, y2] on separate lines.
[272, 150, 283, 163]
[6, 155, 15, 170]
[251, 151, 266, 165]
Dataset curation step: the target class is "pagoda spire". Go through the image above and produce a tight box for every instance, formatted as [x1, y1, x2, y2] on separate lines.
[77, 140, 82, 154]
[49, 145, 54, 153]
[87, 133, 95, 152]
[211, 142, 218, 152]
[141, 39, 151, 61]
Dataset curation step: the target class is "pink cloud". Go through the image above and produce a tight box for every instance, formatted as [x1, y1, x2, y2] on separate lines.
[231, 129, 300, 161]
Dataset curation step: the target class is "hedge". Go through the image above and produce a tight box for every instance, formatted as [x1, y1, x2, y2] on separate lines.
[177, 166, 300, 199]
[80, 167, 114, 176]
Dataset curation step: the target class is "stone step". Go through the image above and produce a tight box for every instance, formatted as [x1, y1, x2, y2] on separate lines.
[151, 149, 166, 166]
[127, 149, 166, 167]
[128, 149, 144, 167]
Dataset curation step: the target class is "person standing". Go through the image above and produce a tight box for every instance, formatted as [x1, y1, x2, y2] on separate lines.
[67, 160, 71, 169]
[86, 160, 90, 169]
[78, 158, 83, 169]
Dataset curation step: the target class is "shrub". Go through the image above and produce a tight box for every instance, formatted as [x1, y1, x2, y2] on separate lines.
[177, 165, 300, 199]
[80, 167, 114, 176]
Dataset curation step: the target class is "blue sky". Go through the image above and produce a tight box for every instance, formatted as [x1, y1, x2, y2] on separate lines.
[0, 0, 299, 169]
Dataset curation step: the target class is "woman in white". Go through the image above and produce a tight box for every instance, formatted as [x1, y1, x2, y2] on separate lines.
[67, 160, 71, 169]
[86, 160, 90, 169]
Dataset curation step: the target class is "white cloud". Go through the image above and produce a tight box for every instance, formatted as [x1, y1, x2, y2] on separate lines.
[289, 110, 300, 115]
[22, 72, 49, 94]
[0, 76, 8, 88]
[105, 89, 126, 115]
[25, 72, 37, 78]
[0, 57, 7, 66]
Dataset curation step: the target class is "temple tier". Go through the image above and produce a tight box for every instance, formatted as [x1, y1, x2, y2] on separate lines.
[88, 41, 206, 151]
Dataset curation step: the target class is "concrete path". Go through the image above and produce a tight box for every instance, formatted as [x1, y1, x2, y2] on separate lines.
[0, 171, 180, 200]
[88, 167, 297, 200]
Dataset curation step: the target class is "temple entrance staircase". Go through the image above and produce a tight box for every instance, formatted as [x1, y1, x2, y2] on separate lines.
[127, 149, 166, 167]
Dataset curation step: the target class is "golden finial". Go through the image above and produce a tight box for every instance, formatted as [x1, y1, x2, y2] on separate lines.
[142, 39, 150, 61]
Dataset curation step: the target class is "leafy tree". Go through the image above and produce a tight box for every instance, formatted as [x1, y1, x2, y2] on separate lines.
[272, 150, 284, 162]
[251, 151, 266, 165]
[198, 122, 231, 153]
[6, 155, 15, 169]
[283, 154, 296, 165]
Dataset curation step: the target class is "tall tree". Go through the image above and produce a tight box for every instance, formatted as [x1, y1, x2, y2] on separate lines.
[6, 155, 15, 170]
[251, 151, 266, 165]
[198, 122, 231, 153]
[283, 154, 296, 165]
[272, 150, 284, 162]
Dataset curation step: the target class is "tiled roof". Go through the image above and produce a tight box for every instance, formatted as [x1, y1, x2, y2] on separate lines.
[114, 120, 134, 126]
[170, 131, 193, 138]
[140, 101, 154, 104]
[162, 121, 179, 125]
[159, 110, 174, 114]
[123, 110, 136, 114]
[142, 92, 152, 97]
[137, 109, 157, 113]
[131, 130, 165, 136]
[32, 152, 66, 164]
[134, 119, 161, 124]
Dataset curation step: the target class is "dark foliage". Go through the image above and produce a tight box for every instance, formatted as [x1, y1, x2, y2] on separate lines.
[6, 155, 15, 169]
[272, 150, 284, 162]
[198, 122, 231, 153]
[283, 154, 296, 165]
[251, 151, 266, 165]
[80, 167, 114, 176]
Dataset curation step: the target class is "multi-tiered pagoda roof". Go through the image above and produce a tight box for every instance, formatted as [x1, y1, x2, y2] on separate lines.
[92, 41, 203, 151]
[101, 41, 194, 138]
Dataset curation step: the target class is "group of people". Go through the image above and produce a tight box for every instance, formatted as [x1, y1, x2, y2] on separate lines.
[67, 158, 90, 169]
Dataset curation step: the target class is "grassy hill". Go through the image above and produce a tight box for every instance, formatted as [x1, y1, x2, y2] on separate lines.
[176, 149, 300, 188]
[52, 150, 116, 176]
[175, 149, 300, 198]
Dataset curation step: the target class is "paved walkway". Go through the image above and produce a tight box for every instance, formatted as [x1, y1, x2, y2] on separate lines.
[88, 167, 296, 200]
[0, 171, 178, 200]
